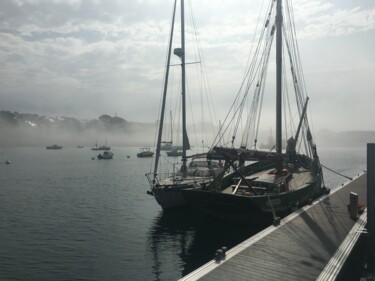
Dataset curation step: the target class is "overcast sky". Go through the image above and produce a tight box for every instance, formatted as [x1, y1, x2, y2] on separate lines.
[0, 0, 374, 132]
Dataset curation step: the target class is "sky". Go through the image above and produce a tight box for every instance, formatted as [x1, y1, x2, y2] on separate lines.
[0, 0, 374, 132]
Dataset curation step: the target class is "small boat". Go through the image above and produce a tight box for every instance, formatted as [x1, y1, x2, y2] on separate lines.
[5, 160, 11, 165]
[97, 151, 114, 160]
[46, 144, 62, 150]
[160, 141, 172, 151]
[166, 148, 183, 157]
[76, 145, 84, 148]
[137, 148, 154, 158]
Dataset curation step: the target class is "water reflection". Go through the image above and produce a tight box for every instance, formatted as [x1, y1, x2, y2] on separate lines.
[148, 209, 271, 280]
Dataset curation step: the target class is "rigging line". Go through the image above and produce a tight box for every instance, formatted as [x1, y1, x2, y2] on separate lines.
[285, 0, 312, 157]
[245, 29, 274, 148]
[251, 21, 275, 130]
[253, 57, 270, 147]
[284, 0, 313, 156]
[289, 0, 317, 139]
[238, 0, 272, 99]
[286, 0, 307, 110]
[233, 34, 267, 138]
[283, 28, 304, 121]
[282, 50, 290, 144]
[176, 96, 182, 145]
[234, 12, 275, 141]
[188, 0, 218, 133]
[187, 0, 207, 137]
[321, 164, 353, 180]
[210, 0, 274, 148]
[212, 0, 274, 147]
[229, 1, 274, 137]
[185, 75, 200, 150]
[283, 3, 306, 155]
[289, 0, 308, 102]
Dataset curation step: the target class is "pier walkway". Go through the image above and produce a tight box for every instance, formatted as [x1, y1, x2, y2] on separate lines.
[180, 173, 367, 281]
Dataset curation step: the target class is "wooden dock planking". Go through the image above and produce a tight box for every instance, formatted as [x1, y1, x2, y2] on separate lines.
[180, 173, 367, 281]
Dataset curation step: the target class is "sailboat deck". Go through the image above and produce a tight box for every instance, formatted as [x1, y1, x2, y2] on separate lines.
[180, 173, 367, 281]
[158, 176, 214, 187]
[288, 170, 314, 190]
[222, 168, 314, 195]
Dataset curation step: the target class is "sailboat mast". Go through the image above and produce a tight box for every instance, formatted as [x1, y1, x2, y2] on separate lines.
[181, 0, 188, 171]
[276, 0, 283, 154]
[153, 0, 177, 177]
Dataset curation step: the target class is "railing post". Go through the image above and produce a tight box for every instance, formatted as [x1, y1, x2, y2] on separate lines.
[367, 143, 375, 276]
[349, 192, 359, 220]
[368, 143, 375, 240]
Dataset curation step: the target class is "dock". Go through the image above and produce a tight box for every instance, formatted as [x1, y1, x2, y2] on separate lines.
[180, 172, 368, 281]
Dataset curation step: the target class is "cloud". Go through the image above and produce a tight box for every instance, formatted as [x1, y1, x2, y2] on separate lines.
[0, 0, 374, 131]
[292, 0, 375, 39]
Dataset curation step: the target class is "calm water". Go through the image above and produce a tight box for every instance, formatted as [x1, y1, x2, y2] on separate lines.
[0, 146, 367, 280]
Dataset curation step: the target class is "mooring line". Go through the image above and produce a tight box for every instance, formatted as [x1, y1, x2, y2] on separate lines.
[321, 164, 353, 180]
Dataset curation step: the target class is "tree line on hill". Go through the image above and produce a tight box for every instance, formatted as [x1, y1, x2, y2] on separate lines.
[0, 110, 156, 146]
[0, 110, 374, 147]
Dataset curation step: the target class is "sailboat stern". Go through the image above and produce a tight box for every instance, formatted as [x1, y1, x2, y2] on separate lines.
[152, 184, 189, 209]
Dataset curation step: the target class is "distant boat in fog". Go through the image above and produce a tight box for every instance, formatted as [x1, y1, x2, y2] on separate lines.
[166, 148, 183, 157]
[137, 148, 154, 158]
[76, 145, 84, 148]
[97, 151, 114, 160]
[46, 144, 62, 150]
[160, 141, 172, 151]
[92, 139, 110, 151]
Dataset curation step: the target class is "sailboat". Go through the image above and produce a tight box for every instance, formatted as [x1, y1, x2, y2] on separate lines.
[160, 111, 173, 151]
[146, 0, 223, 209]
[91, 139, 110, 151]
[181, 0, 329, 222]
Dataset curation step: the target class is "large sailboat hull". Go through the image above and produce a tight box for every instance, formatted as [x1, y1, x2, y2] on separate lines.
[153, 186, 188, 209]
[179, 154, 324, 222]
[152, 177, 218, 209]
[181, 178, 321, 222]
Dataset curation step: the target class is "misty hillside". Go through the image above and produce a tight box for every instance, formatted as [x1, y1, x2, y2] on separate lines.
[0, 110, 156, 146]
[1, 110, 374, 148]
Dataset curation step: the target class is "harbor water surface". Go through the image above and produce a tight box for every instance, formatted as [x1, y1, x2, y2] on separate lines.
[0, 146, 366, 280]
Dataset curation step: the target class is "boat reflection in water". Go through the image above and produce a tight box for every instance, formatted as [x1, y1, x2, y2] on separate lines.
[147, 210, 271, 280]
